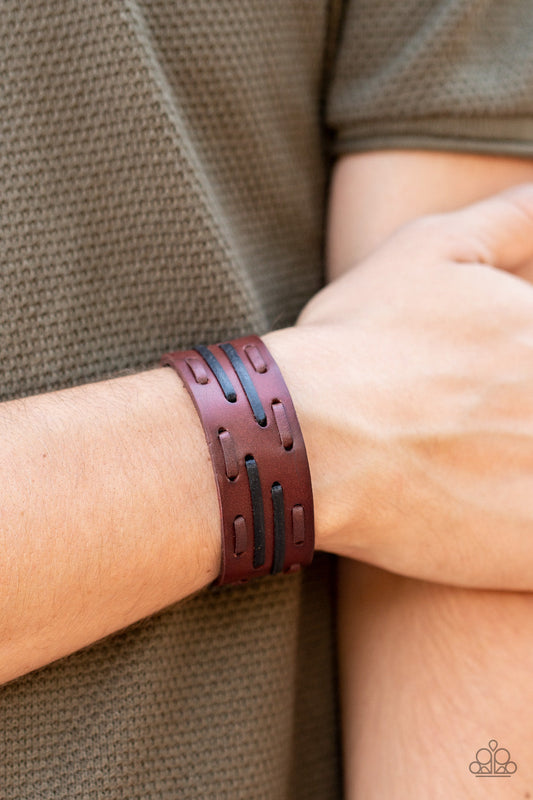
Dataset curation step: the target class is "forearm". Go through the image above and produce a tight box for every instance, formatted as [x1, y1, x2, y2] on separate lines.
[0, 328, 336, 687]
[327, 149, 533, 277]
[339, 561, 533, 799]
[330, 151, 533, 799]
[0, 366, 222, 685]
[5, 153, 533, 689]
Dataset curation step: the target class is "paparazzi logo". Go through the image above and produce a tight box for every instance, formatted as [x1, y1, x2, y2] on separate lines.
[469, 739, 517, 777]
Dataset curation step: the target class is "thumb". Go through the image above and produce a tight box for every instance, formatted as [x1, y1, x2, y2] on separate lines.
[444, 183, 533, 274]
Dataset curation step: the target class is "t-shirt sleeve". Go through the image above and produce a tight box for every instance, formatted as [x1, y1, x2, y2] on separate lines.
[325, 0, 533, 157]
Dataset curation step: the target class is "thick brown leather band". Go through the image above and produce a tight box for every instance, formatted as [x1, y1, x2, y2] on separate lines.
[160, 335, 314, 586]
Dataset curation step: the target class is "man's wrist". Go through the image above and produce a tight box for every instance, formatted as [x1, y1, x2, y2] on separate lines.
[261, 326, 352, 554]
[161, 335, 314, 583]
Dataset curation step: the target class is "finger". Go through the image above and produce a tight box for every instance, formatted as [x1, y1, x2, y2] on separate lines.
[443, 183, 533, 272]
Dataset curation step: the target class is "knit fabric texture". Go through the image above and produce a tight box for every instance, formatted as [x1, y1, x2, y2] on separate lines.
[2, 1, 533, 797]
[327, 0, 533, 155]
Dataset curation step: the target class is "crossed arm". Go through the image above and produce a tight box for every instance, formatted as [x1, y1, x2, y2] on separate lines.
[330, 149, 533, 798]
[2, 151, 533, 800]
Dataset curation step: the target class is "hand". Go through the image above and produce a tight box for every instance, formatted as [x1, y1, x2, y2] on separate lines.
[265, 185, 533, 590]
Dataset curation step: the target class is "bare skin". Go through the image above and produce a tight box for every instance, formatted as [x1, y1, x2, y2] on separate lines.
[3, 155, 533, 744]
[338, 562, 533, 799]
[327, 150, 533, 274]
[329, 151, 533, 799]
[295, 183, 533, 588]
[0, 367, 221, 684]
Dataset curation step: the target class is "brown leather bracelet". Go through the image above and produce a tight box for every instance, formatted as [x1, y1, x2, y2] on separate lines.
[160, 335, 314, 586]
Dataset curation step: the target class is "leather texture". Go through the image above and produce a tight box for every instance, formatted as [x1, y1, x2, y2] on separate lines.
[161, 335, 315, 585]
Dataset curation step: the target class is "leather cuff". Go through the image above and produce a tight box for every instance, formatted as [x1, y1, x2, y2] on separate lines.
[160, 335, 314, 586]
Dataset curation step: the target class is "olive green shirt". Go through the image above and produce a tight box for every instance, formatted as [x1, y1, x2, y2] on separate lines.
[2, 2, 533, 797]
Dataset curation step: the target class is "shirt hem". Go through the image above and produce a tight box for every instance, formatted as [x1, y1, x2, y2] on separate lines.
[329, 117, 533, 158]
